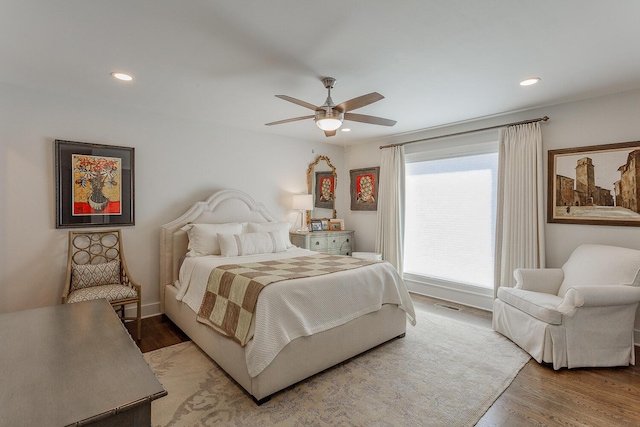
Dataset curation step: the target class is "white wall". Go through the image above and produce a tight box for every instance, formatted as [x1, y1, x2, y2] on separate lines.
[0, 83, 345, 316]
[345, 88, 640, 340]
[4, 80, 640, 341]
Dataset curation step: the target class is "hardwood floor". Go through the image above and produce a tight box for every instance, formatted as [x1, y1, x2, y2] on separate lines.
[125, 313, 188, 354]
[128, 294, 640, 426]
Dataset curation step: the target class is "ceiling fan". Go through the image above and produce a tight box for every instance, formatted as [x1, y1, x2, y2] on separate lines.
[265, 77, 396, 137]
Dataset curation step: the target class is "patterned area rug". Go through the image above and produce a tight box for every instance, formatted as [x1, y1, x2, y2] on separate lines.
[144, 311, 529, 427]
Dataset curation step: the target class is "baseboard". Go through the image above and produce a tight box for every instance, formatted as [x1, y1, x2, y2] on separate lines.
[403, 274, 493, 311]
[124, 293, 640, 347]
[124, 301, 161, 319]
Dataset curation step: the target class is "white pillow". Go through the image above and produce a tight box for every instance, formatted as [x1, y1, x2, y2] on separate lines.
[218, 231, 288, 257]
[247, 222, 293, 248]
[182, 223, 243, 256]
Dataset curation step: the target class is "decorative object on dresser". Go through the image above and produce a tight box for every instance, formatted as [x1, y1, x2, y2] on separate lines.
[292, 194, 313, 232]
[329, 218, 344, 231]
[310, 219, 323, 232]
[350, 166, 380, 211]
[55, 139, 134, 228]
[160, 189, 413, 404]
[61, 229, 142, 340]
[290, 229, 354, 256]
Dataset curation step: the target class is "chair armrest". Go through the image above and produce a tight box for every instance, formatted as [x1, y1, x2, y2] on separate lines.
[514, 268, 564, 294]
[557, 285, 640, 315]
[61, 258, 73, 304]
[120, 259, 142, 295]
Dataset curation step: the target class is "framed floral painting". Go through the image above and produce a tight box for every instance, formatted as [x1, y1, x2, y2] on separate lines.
[55, 140, 134, 228]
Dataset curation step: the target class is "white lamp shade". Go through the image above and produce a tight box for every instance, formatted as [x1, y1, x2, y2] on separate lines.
[292, 194, 313, 210]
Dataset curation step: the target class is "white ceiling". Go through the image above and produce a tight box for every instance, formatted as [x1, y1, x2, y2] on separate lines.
[3, 1, 640, 145]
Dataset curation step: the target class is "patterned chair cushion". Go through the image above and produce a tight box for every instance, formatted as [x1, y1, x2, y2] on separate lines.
[71, 260, 121, 292]
[67, 284, 138, 304]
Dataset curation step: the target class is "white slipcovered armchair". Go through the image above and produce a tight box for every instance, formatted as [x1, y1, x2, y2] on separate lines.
[493, 244, 640, 369]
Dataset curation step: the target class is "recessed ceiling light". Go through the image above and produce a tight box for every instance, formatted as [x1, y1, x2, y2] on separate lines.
[520, 77, 540, 86]
[111, 72, 133, 81]
[341, 128, 351, 132]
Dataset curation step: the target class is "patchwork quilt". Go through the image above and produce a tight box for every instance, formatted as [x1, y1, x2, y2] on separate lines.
[196, 253, 378, 345]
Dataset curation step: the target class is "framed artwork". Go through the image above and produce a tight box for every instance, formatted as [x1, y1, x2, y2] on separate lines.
[330, 219, 344, 231]
[315, 171, 335, 209]
[548, 140, 640, 226]
[310, 219, 323, 232]
[55, 140, 134, 228]
[321, 219, 330, 231]
[350, 167, 380, 211]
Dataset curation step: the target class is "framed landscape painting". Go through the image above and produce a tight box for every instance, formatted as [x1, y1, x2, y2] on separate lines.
[55, 140, 135, 228]
[548, 140, 640, 226]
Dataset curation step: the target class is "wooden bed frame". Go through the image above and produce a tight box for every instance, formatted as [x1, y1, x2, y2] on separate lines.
[160, 189, 407, 403]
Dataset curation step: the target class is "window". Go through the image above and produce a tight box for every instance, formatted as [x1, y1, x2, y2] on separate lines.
[404, 146, 498, 289]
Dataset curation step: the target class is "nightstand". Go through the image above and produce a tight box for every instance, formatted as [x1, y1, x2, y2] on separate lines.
[290, 230, 354, 256]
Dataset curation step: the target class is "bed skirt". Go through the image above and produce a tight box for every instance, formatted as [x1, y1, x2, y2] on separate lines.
[164, 284, 407, 402]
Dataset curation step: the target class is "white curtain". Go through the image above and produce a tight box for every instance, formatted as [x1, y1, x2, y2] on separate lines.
[376, 146, 406, 275]
[494, 122, 545, 295]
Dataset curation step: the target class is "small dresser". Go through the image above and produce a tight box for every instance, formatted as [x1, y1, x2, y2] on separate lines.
[290, 230, 354, 256]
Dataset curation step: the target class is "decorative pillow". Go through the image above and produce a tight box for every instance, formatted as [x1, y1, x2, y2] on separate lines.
[70, 260, 121, 292]
[181, 222, 243, 256]
[247, 222, 293, 248]
[217, 231, 288, 257]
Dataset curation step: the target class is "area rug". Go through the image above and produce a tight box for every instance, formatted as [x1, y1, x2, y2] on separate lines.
[144, 310, 530, 427]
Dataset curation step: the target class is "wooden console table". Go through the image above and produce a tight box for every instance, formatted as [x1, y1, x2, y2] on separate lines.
[0, 299, 166, 426]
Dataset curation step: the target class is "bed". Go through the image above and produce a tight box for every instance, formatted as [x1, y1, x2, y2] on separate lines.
[160, 189, 415, 403]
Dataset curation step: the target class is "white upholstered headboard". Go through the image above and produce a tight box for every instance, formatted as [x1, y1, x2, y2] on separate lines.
[159, 189, 280, 312]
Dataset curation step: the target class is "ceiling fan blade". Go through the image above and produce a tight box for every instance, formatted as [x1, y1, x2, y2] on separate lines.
[344, 112, 397, 126]
[265, 115, 314, 126]
[275, 95, 318, 111]
[335, 92, 384, 112]
[324, 130, 337, 137]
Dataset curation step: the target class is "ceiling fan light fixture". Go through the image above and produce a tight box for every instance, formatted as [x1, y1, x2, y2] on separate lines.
[315, 109, 343, 131]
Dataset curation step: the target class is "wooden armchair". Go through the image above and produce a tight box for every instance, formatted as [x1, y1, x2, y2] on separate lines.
[62, 229, 142, 340]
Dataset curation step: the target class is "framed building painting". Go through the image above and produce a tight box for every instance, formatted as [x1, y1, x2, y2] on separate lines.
[548, 140, 640, 226]
[350, 167, 380, 211]
[55, 140, 135, 228]
[315, 171, 335, 209]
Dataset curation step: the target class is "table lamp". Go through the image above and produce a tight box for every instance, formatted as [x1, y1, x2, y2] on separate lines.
[292, 194, 313, 232]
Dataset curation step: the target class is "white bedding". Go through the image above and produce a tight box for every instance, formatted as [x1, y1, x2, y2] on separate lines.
[176, 248, 416, 377]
